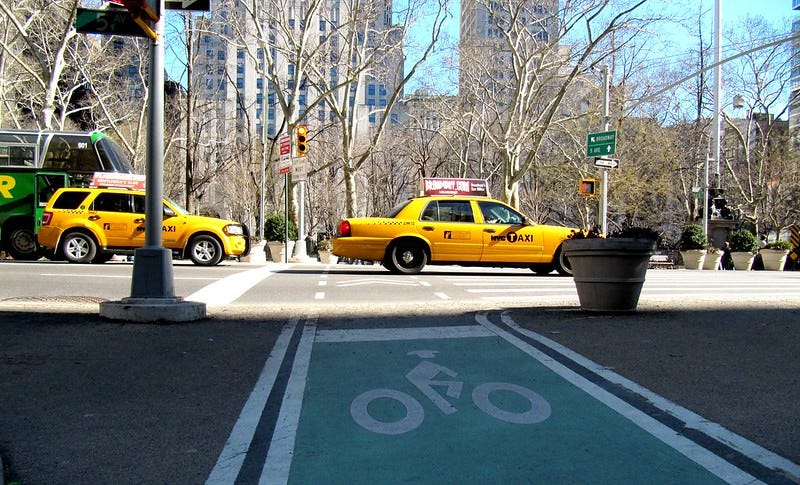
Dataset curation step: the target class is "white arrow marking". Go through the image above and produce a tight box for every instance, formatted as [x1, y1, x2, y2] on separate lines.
[337, 278, 419, 287]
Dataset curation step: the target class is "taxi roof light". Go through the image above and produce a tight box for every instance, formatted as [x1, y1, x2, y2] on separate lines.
[338, 220, 351, 237]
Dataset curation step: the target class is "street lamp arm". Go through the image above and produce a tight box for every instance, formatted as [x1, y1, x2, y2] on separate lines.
[624, 31, 800, 114]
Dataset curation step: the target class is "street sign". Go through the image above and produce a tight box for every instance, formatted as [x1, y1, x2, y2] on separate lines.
[279, 134, 291, 159]
[587, 130, 617, 157]
[75, 8, 150, 38]
[165, 0, 211, 10]
[292, 159, 308, 182]
[594, 157, 619, 169]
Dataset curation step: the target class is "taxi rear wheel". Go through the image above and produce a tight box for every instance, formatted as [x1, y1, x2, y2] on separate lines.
[62, 232, 97, 264]
[553, 245, 572, 276]
[385, 240, 428, 274]
[189, 234, 223, 266]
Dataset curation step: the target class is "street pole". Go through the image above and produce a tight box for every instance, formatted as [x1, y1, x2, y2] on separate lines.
[706, 0, 723, 239]
[599, 64, 610, 235]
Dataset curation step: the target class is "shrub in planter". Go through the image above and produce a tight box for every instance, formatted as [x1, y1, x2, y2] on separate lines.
[264, 215, 298, 242]
[729, 229, 757, 270]
[678, 224, 707, 270]
[761, 240, 792, 271]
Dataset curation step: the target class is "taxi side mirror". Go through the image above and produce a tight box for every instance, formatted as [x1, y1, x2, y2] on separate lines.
[163, 206, 176, 218]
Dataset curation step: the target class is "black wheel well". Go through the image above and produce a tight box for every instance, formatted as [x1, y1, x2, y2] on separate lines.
[385, 236, 430, 261]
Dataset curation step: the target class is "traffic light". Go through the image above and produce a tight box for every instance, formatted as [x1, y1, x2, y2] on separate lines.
[578, 178, 598, 197]
[295, 125, 308, 156]
[119, 0, 160, 21]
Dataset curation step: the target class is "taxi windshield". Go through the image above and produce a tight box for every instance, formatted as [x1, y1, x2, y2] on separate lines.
[165, 197, 188, 216]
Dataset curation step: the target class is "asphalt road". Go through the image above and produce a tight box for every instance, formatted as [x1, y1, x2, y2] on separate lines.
[1, 262, 799, 483]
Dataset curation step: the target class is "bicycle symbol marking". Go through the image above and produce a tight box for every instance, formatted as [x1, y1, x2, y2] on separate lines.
[350, 350, 552, 435]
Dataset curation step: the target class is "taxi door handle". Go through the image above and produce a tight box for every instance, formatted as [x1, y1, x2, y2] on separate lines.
[484, 228, 496, 234]
[88, 215, 100, 221]
[422, 226, 434, 231]
[134, 218, 145, 223]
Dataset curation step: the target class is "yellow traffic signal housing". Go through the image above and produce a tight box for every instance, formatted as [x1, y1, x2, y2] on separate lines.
[295, 125, 308, 156]
[578, 178, 598, 197]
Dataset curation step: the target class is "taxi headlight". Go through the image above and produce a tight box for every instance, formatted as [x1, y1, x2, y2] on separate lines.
[224, 224, 244, 236]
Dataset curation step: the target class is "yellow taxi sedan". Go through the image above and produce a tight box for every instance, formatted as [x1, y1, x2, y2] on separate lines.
[332, 195, 576, 275]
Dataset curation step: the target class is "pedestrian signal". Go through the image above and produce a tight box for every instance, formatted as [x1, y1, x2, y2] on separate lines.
[578, 179, 598, 197]
[295, 125, 308, 156]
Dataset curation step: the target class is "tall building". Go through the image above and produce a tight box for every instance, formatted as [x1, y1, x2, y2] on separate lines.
[193, 0, 403, 144]
[459, 0, 559, 93]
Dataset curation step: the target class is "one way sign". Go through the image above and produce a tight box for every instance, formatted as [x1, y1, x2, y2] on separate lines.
[165, 0, 210, 10]
[594, 157, 619, 169]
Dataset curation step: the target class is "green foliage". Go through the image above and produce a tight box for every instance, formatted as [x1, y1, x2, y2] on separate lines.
[764, 240, 792, 251]
[610, 226, 660, 241]
[264, 214, 297, 241]
[729, 229, 758, 253]
[678, 224, 707, 250]
[317, 239, 332, 251]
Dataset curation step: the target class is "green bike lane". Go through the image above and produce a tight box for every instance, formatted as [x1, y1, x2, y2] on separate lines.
[206, 312, 798, 484]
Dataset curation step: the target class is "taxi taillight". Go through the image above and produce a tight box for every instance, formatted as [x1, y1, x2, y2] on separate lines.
[41, 211, 53, 226]
[338, 220, 351, 237]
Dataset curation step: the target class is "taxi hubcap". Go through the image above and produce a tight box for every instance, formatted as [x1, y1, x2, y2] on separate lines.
[401, 250, 415, 264]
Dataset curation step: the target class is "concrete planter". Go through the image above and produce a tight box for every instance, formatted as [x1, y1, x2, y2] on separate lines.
[731, 252, 755, 271]
[318, 250, 338, 264]
[563, 238, 656, 312]
[680, 249, 706, 270]
[760, 249, 789, 271]
[702, 251, 723, 270]
[267, 240, 295, 263]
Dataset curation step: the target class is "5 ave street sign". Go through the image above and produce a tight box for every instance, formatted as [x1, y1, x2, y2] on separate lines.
[594, 157, 619, 169]
[587, 130, 617, 157]
[76, 8, 149, 37]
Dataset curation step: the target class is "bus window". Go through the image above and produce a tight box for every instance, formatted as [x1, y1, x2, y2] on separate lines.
[0, 145, 36, 167]
[95, 136, 134, 173]
[42, 134, 102, 172]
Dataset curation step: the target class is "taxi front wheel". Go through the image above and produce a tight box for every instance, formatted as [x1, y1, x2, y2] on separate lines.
[61, 232, 97, 264]
[385, 240, 428, 275]
[188, 234, 224, 266]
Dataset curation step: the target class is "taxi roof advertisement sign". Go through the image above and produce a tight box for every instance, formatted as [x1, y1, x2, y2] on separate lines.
[422, 178, 488, 196]
[91, 172, 146, 190]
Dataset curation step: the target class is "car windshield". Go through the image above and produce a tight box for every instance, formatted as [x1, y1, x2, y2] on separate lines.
[386, 200, 413, 218]
[165, 197, 188, 216]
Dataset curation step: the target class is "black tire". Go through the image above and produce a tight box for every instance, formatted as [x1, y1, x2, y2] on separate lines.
[385, 240, 428, 274]
[553, 244, 572, 276]
[5, 225, 42, 260]
[189, 234, 223, 266]
[61, 232, 97, 264]
[531, 263, 554, 275]
[91, 252, 115, 264]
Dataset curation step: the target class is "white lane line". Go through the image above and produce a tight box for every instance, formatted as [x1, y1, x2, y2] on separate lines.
[318, 280, 327, 287]
[206, 322, 297, 484]
[315, 325, 495, 343]
[498, 311, 800, 481]
[434, 292, 450, 300]
[260, 321, 317, 484]
[477, 312, 760, 484]
[186, 265, 281, 306]
[314, 292, 325, 300]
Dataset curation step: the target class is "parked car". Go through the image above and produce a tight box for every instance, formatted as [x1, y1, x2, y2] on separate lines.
[37, 187, 249, 265]
[332, 195, 576, 275]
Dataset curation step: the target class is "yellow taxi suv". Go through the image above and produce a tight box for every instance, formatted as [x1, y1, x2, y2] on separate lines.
[37, 187, 249, 266]
[332, 195, 576, 275]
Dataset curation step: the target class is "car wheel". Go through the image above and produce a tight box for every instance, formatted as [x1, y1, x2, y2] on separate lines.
[553, 244, 572, 276]
[5, 225, 41, 260]
[189, 234, 223, 266]
[61, 232, 97, 264]
[91, 252, 115, 264]
[531, 263, 554, 275]
[386, 240, 428, 275]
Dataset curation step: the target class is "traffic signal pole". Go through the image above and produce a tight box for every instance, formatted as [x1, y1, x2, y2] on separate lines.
[100, 0, 205, 321]
[599, 64, 610, 236]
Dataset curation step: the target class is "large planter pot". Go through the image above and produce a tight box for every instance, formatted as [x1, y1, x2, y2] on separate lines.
[731, 251, 755, 271]
[563, 238, 656, 312]
[267, 240, 295, 263]
[702, 251, 722, 270]
[680, 249, 706, 270]
[760, 249, 789, 271]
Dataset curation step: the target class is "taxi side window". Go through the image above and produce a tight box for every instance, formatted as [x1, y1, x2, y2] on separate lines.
[51, 191, 90, 209]
[421, 201, 474, 223]
[132, 195, 146, 214]
[93, 193, 131, 213]
[479, 201, 523, 225]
